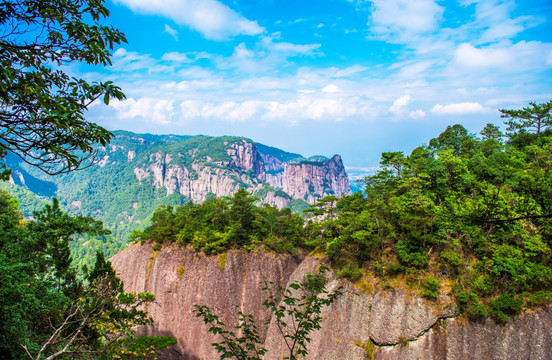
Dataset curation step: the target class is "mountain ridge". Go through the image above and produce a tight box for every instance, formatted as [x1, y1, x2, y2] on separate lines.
[5, 131, 351, 242]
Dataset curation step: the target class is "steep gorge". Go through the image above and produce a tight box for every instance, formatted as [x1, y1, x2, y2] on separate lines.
[111, 244, 552, 360]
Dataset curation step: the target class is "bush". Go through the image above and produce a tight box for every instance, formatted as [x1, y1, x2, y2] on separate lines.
[422, 277, 441, 300]
[490, 293, 523, 323]
[467, 303, 488, 320]
[337, 263, 363, 281]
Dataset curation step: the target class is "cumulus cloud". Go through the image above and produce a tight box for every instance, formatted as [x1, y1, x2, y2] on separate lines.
[454, 41, 552, 72]
[389, 95, 411, 115]
[409, 109, 426, 119]
[454, 43, 512, 68]
[322, 84, 342, 93]
[113, 0, 264, 40]
[430, 102, 488, 115]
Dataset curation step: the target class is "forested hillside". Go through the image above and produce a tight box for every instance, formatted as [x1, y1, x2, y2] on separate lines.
[4, 131, 351, 268]
[136, 110, 552, 322]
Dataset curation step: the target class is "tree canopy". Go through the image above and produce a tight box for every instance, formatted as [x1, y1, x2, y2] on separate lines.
[0, 193, 175, 359]
[500, 100, 552, 138]
[0, 0, 126, 178]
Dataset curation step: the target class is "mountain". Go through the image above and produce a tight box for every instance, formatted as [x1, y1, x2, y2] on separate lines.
[5, 131, 351, 241]
[111, 244, 552, 360]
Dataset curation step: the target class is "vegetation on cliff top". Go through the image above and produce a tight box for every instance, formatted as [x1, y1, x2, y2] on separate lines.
[137, 100, 552, 322]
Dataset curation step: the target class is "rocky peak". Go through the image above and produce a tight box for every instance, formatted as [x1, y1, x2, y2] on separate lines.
[129, 134, 351, 208]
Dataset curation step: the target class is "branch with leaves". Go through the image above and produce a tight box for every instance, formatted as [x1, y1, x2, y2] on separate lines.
[0, 0, 127, 177]
[194, 267, 342, 360]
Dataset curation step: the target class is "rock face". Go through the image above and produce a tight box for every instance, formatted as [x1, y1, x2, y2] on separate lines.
[126, 135, 351, 207]
[111, 245, 552, 360]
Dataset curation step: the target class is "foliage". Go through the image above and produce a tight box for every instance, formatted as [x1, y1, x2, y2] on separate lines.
[194, 268, 342, 360]
[0, 193, 175, 359]
[500, 100, 552, 138]
[306, 100, 552, 320]
[0, 0, 127, 177]
[132, 188, 306, 255]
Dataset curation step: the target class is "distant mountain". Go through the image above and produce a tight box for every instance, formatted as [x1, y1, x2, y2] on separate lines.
[5, 131, 351, 242]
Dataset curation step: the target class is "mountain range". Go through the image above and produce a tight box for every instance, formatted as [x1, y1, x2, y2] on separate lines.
[4, 131, 351, 242]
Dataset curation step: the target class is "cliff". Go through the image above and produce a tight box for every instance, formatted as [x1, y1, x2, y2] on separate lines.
[130, 137, 351, 206]
[111, 244, 552, 360]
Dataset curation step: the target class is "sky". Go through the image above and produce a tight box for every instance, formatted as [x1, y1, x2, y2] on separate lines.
[82, 0, 552, 170]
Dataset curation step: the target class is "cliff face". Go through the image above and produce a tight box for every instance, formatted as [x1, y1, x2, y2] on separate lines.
[132, 141, 267, 204]
[128, 136, 351, 207]
[111, 244, 552, 360]
[280, 155, 351, 204]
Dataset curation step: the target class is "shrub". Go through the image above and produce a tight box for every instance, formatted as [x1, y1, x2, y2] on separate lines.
[490, 293, 523, 323]
[467, 303, 488, 320]
[177, 266, 185, 278]
[422, 277, 441, 300]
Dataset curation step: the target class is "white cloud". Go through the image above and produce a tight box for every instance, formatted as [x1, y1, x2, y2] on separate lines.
[322, 84, 342, 93]
[454, 43, 512, 68]
[161, 51, 191, 62]
[368, 0, 444, 41]
[334, 65, 368, 77]
[111, 48, 163, 72]
[163, 24, 179, 41]
[454, 41, 552, 72]
[218, 38, 322, 73]
[409, 109, 426, 119]
[113, 0, 264, 40]
[111, 98, 176, 124]
[389, 95, 411, 115]
[430, 102, 488, 115]
[261, 36, 321, 56]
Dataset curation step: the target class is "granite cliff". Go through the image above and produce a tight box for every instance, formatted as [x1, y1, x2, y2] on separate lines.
[111, 244, 552, 360]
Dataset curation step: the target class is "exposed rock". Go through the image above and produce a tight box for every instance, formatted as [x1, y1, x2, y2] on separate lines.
[111, 245, 552, 360]
[111, 244, 303, 360]
[127, 150, 136, 162]
[130, 138, 350, 208]
[280, 155, 351, 203]
[259, 191, 291, 209]
[96, 154, 109, 167]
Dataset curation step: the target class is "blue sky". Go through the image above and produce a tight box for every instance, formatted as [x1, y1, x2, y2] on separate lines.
[83, 0, 552, 170]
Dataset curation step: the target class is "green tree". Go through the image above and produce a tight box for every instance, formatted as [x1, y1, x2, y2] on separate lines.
[479, 123, 503, 142]
[500, 100, 552, 138]
[0, 0, 127, 178]
[0, 193, 175, 359]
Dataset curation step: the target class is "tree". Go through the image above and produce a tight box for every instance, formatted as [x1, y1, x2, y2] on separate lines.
[479, 123, 503, 142]
[0, 193, 175, 359]
[500, 100, 552, 138]
[194, 268, 342, 360]
[0, 0, 127, 179]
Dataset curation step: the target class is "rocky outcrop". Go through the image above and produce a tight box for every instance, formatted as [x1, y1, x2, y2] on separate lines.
[127, 137, 351, 207]
[280, 155, 351, 203]
[111, 245, 552, 360]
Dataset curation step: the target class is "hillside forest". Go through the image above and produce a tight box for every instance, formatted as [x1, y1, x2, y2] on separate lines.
[132, 102, 552, 323]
